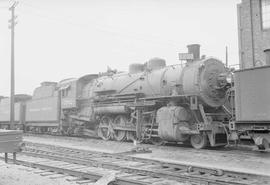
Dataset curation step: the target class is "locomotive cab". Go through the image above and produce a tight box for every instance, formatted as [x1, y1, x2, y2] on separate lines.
[58, 74, 99, 135]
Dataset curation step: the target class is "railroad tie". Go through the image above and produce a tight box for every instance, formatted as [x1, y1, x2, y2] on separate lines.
[137, 177, 163, 184]
[40, 172, 56, 176]
[152, 179, 185, 185]
[75, 179, 96, 184]
[94, 172, 117, 185]
[34, 170, 52, 174]
[49, 174, 69, 179]
[66, 177, 81, 182]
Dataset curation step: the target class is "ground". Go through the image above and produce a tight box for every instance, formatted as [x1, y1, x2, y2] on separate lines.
[23, 135, 270, 176]
[0, 160, 77, 185]
[0, 134, 269, 185]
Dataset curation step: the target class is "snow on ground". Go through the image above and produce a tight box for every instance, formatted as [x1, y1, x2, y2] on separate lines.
[23, 135, 270, 177]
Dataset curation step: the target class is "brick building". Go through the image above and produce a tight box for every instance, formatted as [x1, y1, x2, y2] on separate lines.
[238, 0, 270, 69]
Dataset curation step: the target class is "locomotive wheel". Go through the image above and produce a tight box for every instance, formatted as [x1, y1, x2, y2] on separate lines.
[190, 134, 208, 149]
[113, 115, 127, 141]
[98, 116, 113, 141]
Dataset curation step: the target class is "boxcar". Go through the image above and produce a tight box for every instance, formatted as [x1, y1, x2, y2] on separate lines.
[230, 66, 270, 150]
[0, 95, 31, 129]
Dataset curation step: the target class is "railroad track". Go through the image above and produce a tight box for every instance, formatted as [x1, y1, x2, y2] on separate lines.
[0, 154, 154, 185]
[8, 141, 268, 185]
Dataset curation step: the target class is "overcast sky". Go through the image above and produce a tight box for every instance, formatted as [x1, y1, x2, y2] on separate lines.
[0, 0, 241, 96]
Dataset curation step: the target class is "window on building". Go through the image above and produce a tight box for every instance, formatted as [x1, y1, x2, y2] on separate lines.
[262, 0, 270, 29]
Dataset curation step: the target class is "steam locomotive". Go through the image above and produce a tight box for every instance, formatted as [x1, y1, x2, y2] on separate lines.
[0, 44, 233, 149]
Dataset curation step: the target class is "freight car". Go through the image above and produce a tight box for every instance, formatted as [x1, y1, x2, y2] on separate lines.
[0, 44, 232, 149]
[229, 66, 270, 151]
[0, 94, 31, 129]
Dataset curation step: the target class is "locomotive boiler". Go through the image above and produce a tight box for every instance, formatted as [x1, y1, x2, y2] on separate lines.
[87, 44, 230, 149]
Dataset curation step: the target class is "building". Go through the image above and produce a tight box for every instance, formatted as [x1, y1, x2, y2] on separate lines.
[238, 0, 270, 69]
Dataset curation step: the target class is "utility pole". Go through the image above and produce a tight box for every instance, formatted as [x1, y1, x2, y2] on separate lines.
[225, 46, 228, 68]
[8, 1, 18, 129]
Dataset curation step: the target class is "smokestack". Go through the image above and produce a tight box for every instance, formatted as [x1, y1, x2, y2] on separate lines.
[187, 44, 200, 61]
[264, 49, 270, 66]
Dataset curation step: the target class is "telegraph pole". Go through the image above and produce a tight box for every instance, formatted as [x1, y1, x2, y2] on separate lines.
[8, 1, 18, 129]
[225, 46, 228, 68]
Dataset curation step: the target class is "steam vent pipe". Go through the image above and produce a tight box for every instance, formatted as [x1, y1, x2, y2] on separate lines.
[187, 44, 200, 60]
